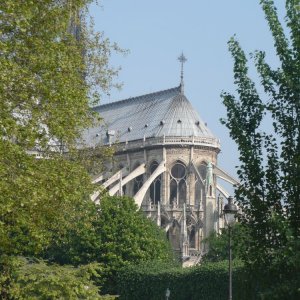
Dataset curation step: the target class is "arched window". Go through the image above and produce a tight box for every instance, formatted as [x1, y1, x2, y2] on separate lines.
[196, 162, 208, 207]
[133, 173, 143, 194]
[149, 161, 161, 204]
[133, 163, 143, 195]
[169, 161, 187, 206]
[194, 174, 201, 207]
[122, 185, 126, 195]
[209, 185, 213, 197]
[189, 226, 196, 249]
[161, 216, 169, 230]
[117, 164, 126, 195]
[167, 220, 181, 249]
[199, 162, 207, 182]
[194, 173, 206, 209]
[133, 174, 143, 194]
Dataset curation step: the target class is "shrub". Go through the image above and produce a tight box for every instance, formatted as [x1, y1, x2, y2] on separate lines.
[116, 260, 253, 300]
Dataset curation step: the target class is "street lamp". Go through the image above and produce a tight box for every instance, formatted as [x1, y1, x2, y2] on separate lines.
[223, 196, 238, 300]
[165, 288, 170, 300]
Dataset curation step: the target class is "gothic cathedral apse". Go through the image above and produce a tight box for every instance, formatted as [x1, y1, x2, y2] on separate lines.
[83, 55, 238, 266]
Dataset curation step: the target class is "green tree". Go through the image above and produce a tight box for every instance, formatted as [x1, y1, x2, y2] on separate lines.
[0, 256, 118, 299]
[0, 143, 96, 257]
[44, 195, 175, 293]
[97, 196, 173, 263]
[0, 1, 120, 297]
[98, 196, 174, 293]
[0, 0, 120, 149]
[201, 224, 248, 263]
[0, 0, 119, 256]
[3, 257, 102, 299]
[221, 0, 300, 298]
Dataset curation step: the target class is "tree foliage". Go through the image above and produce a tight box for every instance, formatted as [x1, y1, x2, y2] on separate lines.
[96, 196, 174, 267]
[97, 196, 174, 293]
[0, 0, 120, 256]
[0, 1, 174, 297]
[221, 0, 300, 297]
[0, 141, 96, 257]
[117, 260, 248, 300]
[201, 224, 248, 263]
[0, 0, 121, 149]
[44, 195, 175, 293]
[10, 259, 102, 299]
[0, 256, 119, 299]
[0, 0, 122, 297]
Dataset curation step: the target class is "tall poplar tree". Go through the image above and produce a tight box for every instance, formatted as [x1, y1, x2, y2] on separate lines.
[221, 0, 299, 297]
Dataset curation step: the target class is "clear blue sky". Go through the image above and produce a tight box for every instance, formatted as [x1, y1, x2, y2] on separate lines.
[90, 0, 286, 187]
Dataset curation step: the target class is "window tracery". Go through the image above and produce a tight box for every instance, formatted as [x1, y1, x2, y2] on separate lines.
[118, 164, 126, 195]
[194, 174, 201, 207]
[133, 174, 143, 194]
[169, 161, 187, 206]
[133, 163, 143, 195]
[149, 161, 161, 204]
[199, 162, 207, 182]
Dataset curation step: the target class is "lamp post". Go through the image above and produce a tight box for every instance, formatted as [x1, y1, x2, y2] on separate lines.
[223, 196, 238, 300]
[165, 288, 170, 300]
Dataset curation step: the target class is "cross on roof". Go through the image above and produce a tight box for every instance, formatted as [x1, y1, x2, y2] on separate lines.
[178, 52, 187, 94]
[178, 52, 187, 65]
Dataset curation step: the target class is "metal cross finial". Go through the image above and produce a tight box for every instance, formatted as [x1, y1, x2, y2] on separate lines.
[178, 52, 187, 94]
[178, 52, 187, 65]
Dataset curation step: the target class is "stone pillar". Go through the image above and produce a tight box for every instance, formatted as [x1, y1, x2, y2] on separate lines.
[126, 153, 133, 197]
[188, 145, 194, 205]
[204, 162, 216, 238]
[119, 170, 123, 196]
[157, 201, 161, 227]
[181, 203, 189, 258]
[162, 147, 167, 205]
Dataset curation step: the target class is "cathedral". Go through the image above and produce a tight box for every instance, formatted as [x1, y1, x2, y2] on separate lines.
[82, 56, 238, 266]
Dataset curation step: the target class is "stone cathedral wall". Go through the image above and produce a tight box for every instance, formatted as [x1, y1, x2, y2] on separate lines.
[109, 144, 220, 257]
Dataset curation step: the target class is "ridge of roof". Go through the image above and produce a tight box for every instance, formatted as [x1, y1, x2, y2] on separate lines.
[93, 85, 181, 110]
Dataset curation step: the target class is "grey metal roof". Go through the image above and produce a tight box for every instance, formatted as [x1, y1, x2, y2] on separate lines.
[82, 85, 217, 147]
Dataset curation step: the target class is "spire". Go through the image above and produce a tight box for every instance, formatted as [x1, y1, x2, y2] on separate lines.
[178, 52, 187, 94]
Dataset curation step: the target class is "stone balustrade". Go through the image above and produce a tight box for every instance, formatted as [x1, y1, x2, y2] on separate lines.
[141, 203, 204, 212]
[114, 135, 220, 152]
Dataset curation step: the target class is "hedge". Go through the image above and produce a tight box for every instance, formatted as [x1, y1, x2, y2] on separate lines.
[116, 260, 256, 300]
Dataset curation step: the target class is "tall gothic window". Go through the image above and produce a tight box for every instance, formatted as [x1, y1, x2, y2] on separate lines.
[133, 174, 143, 195]
[149, 161, 161, 204]
[189, 226, 196, 249]
[197, 162, 208, 205]
[194, 174, 202, 207]
[133, 163, 143, 195]
[122, 185, 126, 195]
[167, 221, 181, 249]
[169, 161, 187, 206]
[118, 164, 126, 195]
[209, 185, 213, 197]
[199, 162, 207, 182]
